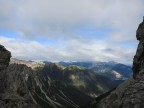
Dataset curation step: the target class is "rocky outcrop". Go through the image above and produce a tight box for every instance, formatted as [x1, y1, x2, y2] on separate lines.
[133, 18, 144, 78]
[0, 45, 40, 108]
[0, 45, 11, 94]
[86, 18, 144, 108]
[0, 45, 11, 71]
[3, 63, 86, 108]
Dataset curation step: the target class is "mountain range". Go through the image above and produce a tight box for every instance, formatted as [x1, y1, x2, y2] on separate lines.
[3, 52, 133, 108]
[11, 58, 132, 81]
[0, 38, 135, 108]
[10, 58, 123, 97]
[58, 61, 132, 80]
[0, 42, 138, 108]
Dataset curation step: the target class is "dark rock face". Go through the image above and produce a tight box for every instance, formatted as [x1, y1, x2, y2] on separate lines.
[133, 20, 144, 78]
[86, 19, 144, 108]
[0, 45, 40, 108]
[1, 63, 82, 108]
[0, 45, 11, 71]
[0, 45, 11, 94]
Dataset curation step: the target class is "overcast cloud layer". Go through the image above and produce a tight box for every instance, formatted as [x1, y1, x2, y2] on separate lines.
[0, 0, 144, 64]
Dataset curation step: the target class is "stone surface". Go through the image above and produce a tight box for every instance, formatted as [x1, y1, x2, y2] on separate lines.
[0, 45, 11, 71]
[133, 20, 144, 78]
[0, 45, 40, 108]
[0, 45, 11, 94]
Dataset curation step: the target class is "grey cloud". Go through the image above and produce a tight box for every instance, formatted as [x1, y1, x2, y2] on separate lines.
[0, 36, 135, 64]
[103, 48, 114, 52]
[0, 0, 144, 39]
[0, 0, 141, 63]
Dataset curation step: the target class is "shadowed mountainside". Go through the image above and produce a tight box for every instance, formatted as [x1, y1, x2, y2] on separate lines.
[10, 58, 122, 98]
[39, 64, 116, 97]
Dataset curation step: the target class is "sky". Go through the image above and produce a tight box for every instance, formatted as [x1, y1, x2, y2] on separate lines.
[0, 0, 144, 64]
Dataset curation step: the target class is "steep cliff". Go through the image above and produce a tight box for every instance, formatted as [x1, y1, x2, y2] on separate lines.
[0, 45, 40, 108]
[0, 45, 11, 71]
[87, 18, 144, 108]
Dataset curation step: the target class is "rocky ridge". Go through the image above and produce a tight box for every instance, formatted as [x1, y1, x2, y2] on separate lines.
[40, 64, 114, 98]
[10, 58, 45, 70]
[0, 46, 40, 108]
[10, 59, 120, 98]
[0, 45, 11, 71]
[87, 18, 144, 108]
